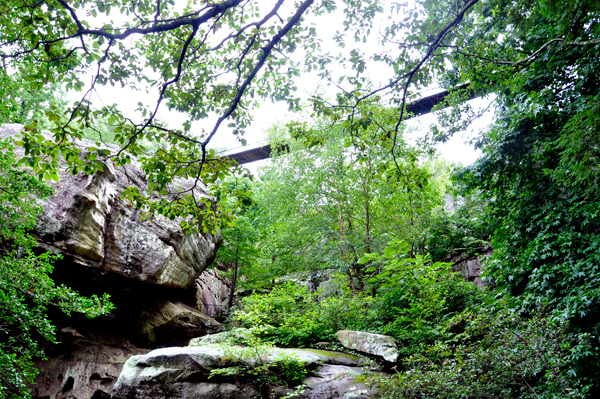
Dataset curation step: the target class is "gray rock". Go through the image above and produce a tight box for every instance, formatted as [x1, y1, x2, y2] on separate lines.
[300, 349, 362, 367]
[301, 364, 380, 399]
[1, 124, 221, 290]
[136, 300, 222, 346]
[451, 248, 493, 290]
[110, 346, 274, 398]
[188, 328, 253, 346]
[111, 346, 369, 398]
[31, 342, 148, 399]
[196, 268, 231, 316]
[335, 330, 398, 363]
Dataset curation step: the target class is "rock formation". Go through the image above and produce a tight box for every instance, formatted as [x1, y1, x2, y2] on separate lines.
[195, 268, 232, 317]
[0, 124, 227, 398]
[451, 248, 493, 290]
[112, 344, 377, 399]
[1, 124, 222, 290]
[335, 330, 399, 363]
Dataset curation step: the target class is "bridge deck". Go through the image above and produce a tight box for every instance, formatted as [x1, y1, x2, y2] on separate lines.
[226, 84, 473, 164]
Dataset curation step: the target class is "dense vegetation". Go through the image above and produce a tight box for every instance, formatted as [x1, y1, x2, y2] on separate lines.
[1, 0, 599, 398]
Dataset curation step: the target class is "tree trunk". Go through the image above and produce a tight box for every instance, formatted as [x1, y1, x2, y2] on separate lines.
[227, 238, 240, 310]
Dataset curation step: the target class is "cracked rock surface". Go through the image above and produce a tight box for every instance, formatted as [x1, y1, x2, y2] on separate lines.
[1, 124, 221, 290]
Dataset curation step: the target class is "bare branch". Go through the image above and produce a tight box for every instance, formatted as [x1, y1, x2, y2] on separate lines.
[199, 0, 316, 165]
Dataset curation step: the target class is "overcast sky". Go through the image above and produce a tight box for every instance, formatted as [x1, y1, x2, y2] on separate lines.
[70, 0, 491, 171]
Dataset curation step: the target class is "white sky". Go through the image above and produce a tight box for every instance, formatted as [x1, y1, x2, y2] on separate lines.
[70, 0, 490, 172]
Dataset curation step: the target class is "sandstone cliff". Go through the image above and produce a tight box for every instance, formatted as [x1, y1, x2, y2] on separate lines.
[0, 124, 230, 399]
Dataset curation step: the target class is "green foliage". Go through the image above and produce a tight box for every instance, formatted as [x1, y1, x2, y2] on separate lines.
[234, 239, 483, 355]
[275, 354, 308, 387]
[404, 0, 600, 392]
[375, 310, 593, 399]
[0, 139, 113, 398]
[233, 281, 381, 347]
[0, 0, 366, 231]
[255, 112, 450, 290]
[359, 239, 484, 357]
[451, 0, 600, 328]
[422, 192, 492, 262]
[209, 338, 307, 395]
[214, 174, 266, 298]
[233, 283, 332, 347]
[0, 67, 67, 127]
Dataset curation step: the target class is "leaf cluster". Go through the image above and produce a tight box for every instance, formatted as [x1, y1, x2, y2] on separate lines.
[376, 309, 593, 399]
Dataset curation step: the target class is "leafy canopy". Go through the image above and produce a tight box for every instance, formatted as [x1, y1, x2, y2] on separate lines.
[0, 0, 383, 233]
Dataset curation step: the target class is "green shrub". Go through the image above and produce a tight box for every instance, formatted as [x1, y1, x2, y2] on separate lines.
[375, 309, 593, 399]
[275, 354, 307, 387]
[234, 239, 485, 355]
[360, 239, 485, 356]
[233, 283, 334, 347]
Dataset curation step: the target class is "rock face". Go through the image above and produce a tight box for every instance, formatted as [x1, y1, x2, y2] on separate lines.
[0, 125, 232, 398]
[303, 364, 379, 399]
[112, 346, 245, 399]
[451, 248, 493, 290]
[30, 324, 150, 399]
[136, 300, 222, 347]
[32, 344, 148, 399]
[112, 345, 374, 399]
[195, 268, 231, 316]
[335, 330, 398, 363]
[1, 123, 222, 290]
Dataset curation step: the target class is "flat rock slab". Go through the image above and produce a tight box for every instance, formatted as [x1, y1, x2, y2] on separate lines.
[335, 330, 398, 363]
[112, 345, 371, 398]
[188, 328, 253, 347]
[302, 364, 380, 399]
[300, 349, 362, 367]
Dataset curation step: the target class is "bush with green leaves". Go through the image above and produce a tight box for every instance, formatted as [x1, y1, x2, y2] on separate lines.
[359, 239, 485, 357]
[0, 68, 66, 128]
[375, 309, 593, 399]
[233, 239, 483, 354]
[232, 282, 335, 347]
[422, 192, 492, 263]
[0, 138, 113, 399]
[232, 280, 380, 347]
[209, 338, 307, 398]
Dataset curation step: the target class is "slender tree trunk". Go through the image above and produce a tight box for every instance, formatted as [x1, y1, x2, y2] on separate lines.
[363, 173, 371, 255]
[346, 267, 357, 295]
[333, 177, 358, 295]
[227, 237, 240, 310]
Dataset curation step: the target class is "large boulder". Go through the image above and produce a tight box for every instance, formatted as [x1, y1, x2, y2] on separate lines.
[112, 346, 370, 399]
[335, 330, 398, 363]
[1, 123, 221, 290]
[111, 346, 263, 399]
[135, 300, 222, 347]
